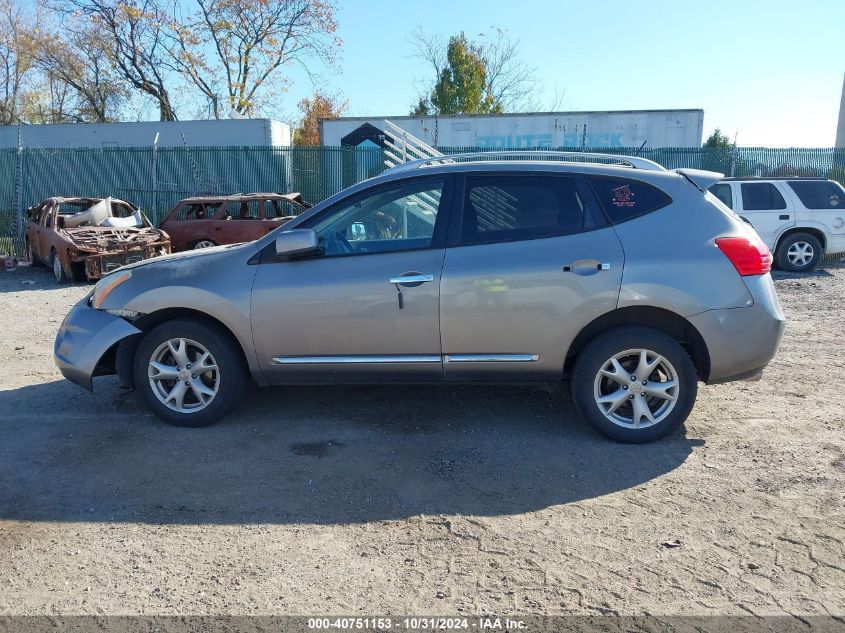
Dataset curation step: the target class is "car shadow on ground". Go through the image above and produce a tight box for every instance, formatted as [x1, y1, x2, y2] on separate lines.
[0, 379, 702, 525]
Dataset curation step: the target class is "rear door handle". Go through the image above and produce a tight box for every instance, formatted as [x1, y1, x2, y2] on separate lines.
[389, 273, 434, 286]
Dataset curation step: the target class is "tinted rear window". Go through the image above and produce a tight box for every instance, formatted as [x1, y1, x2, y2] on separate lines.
[588, 177, 671, 223]
[461, 175, 588, 244]
[787, 180, 844, 209]
[740, 183, 786, 210]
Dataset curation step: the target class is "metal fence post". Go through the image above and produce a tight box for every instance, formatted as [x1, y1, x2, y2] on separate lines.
[152, 132, 159, 221]
[730, 143, 737, 177]
[13, 125, 23, 257]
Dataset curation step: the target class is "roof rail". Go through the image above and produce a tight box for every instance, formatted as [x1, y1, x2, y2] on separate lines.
[386, 150, 666, 173]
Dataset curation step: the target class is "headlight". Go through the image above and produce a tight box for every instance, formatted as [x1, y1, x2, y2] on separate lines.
[91, 270, 132, 309]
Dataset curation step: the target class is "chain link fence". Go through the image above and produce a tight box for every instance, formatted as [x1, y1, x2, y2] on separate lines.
[1, 144, 844, 257]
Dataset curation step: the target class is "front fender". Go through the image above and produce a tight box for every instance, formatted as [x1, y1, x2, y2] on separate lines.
[54, 296, 141, 391]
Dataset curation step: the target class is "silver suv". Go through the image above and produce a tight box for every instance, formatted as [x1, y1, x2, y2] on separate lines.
[54, 152, 786, 442]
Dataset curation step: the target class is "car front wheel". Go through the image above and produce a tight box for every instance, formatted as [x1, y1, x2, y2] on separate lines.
[51, 250, 68, 283]
[133, 318, 248, 427]
[571, 327, 698, 443]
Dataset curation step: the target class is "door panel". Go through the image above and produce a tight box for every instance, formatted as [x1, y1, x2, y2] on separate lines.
[440, 172, 624, 381]
[440, 228, 624, 380]
[250, 175, 452, 383]
[251, 249, 445, 382]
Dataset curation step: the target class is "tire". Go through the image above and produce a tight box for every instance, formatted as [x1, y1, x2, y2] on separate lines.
[571, 327, 698, 443]
[775, 232, 822, 272]
[133, 318, 248, 427]
[192, 239, 217, 249]
[51, 250, 68, 283]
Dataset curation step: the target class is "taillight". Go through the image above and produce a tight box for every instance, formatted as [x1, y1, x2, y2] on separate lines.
[715, 236, 772, 276]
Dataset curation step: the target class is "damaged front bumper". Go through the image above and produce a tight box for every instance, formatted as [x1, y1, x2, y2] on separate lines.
[54, 296, 141, 390]
[78, 244, 170, 280]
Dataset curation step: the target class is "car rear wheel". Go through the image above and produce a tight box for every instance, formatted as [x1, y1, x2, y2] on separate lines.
[133, 319, 248, 427]
[775, 232, 822, 272]
[192, 240, 217, 249]
[51, 250, 68, 283]
[26, 240, 42, 266]
[571, 327, 697, 443]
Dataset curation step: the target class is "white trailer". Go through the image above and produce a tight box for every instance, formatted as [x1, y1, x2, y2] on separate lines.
[0, 118, 292, 149]
[321, 110, 704, 149]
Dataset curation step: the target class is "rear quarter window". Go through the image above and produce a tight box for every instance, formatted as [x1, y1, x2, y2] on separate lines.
[787, 180, 844, 210]
[588, 176, 671, 224]
[709, 183, 733, 209]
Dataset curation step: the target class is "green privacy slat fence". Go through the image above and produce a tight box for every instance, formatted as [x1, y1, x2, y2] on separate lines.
[1, 145, 844, 257]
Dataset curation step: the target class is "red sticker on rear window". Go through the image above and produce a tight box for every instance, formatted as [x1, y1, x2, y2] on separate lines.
[611, 184, 636, 207]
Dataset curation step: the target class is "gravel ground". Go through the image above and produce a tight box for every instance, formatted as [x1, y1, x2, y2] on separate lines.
[0, 262, 843, 617]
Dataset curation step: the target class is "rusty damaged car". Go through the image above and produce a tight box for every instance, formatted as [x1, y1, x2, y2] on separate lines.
[158, 192, 309, 252]
[26, 197, 171, 283]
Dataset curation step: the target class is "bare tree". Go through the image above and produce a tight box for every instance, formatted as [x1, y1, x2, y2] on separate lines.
[0, 0, 38, 124]
[409, 26, 545, 114]
[163, 0, 340, 119]
[58, 0, 177, 120]
[34, 18, 128, 122]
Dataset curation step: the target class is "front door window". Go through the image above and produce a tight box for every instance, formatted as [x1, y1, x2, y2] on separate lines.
[309, 179, 445, 256]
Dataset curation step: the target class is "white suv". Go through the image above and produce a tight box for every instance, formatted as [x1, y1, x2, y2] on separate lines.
[709, 177, 845, 272]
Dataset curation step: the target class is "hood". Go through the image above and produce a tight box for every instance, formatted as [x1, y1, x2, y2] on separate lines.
[115, 241, 255, 273]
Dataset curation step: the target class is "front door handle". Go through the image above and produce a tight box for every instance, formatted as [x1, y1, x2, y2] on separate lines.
[562, 260, 611, 275]
[389, 273, 434, 286]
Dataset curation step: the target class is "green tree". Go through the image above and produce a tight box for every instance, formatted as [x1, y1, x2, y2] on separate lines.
[412, 32, 501, 116]
[703, 128, 732, 150]
[701, 128, 735, 175]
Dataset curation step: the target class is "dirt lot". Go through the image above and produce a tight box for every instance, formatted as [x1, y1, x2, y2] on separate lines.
[0, 262, 843, 617]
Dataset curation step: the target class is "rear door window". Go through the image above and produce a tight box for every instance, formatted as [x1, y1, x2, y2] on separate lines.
[229, 200, 262, 219]
[460, 174, 590, 245]
[740, 183, 787, 210]
[175, 203, 215, 221]
[588, 176, 671, 223]
[709, 183, 733, 209]
[787, 180, 844, 209]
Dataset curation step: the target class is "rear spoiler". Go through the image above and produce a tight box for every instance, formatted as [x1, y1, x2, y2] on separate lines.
[675, 168, 724, 192]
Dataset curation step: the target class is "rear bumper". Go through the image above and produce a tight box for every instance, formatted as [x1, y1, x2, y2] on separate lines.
[689, 274, 786, 384]
[54, 296, 141, 390]
[825, 233, 845, 256]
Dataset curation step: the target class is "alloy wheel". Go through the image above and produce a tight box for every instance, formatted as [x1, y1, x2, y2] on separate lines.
[193, 240, 216, 249]
[148, 338, 220, 413]
[787, 241, 814, 268]
[593, 348, 679, 428]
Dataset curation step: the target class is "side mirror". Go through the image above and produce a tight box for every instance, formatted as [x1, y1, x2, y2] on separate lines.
[350, 222, 367, 241]
[275, 228, 319, 257]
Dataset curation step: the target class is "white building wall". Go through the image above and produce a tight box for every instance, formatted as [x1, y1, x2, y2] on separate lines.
[321, 110, 705, 148]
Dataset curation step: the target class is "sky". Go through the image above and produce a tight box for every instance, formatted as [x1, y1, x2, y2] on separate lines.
[278, 0, 845, 147]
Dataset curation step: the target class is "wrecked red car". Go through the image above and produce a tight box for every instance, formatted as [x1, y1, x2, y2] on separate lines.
[159, 192, 309, 252]
[25, 197, 171, 282]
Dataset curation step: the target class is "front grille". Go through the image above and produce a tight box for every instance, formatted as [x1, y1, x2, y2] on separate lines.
[101, 251, 146, 273]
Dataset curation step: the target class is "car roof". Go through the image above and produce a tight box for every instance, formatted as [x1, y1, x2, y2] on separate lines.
[41, 196, 135, 207]
[178, 192, 305, 203]
[720, 176, 830, 182]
